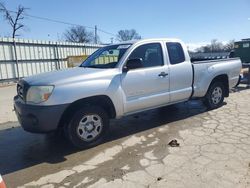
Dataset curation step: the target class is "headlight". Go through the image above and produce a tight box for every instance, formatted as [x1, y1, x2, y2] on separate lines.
[26, 86, 54, 104]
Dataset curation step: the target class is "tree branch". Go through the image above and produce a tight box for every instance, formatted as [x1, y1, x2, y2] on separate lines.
[0, 3, 28, 38]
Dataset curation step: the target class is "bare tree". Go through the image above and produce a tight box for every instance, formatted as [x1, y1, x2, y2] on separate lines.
[196, 39, 234, 53]
[0, 2, 27, 38]
[116, 29, 141, 41]
[210, 39, 224, 52]
[224, 40, 235, 52]
[64, 26, 96, 43]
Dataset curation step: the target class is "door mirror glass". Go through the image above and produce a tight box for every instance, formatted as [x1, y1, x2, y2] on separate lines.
[124, 58, 143, 71]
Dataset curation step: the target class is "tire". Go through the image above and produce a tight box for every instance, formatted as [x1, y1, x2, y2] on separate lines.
[204, 82, 225, 109]
[65, 106, 109, 149]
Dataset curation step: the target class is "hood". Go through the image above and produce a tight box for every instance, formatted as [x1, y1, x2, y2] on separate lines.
[24, 67, 117, 85]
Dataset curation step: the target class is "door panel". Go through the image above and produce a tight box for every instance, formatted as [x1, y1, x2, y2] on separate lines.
[169, 62, 193, 102]
[121, 66, 169, 113]
[166, 42, 193, 102]
[120, 43, 170, 114]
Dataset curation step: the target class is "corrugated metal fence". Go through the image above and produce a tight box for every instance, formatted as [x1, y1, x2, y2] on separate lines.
[0, 37, 103, 81]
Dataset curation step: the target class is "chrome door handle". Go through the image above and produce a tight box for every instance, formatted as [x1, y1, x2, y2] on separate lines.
[158, 72, 168, 77]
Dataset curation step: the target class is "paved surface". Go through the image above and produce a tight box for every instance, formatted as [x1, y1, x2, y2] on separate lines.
[0, 85, 250, 188]
[0, 84, 17, 125]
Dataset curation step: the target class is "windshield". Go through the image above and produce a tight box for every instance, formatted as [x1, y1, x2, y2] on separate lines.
[80, 44, 131, 68]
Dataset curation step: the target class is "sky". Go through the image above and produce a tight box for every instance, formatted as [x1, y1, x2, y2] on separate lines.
[0, 0, 250, 50]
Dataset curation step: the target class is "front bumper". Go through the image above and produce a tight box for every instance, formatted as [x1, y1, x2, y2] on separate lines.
[14, 96, 69, 133]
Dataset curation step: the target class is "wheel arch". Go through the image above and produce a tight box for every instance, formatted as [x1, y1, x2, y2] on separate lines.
[58, 95, 116, 128]
[207, 74, 229, 97]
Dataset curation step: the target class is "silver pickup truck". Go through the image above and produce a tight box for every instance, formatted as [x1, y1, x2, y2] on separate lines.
[14, 38, 241, 148]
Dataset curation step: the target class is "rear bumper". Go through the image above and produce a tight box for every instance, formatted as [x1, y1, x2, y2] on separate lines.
[14, 96, 69, 133]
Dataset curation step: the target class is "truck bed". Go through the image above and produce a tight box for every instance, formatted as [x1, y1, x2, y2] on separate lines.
[191, 58, 242, 98]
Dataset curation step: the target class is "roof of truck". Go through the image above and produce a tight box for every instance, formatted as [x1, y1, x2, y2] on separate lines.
[116, 38, 182, 45]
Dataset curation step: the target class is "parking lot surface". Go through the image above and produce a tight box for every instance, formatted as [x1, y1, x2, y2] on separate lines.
[0, 85, 17, 125]
[0, 85, 250, 188]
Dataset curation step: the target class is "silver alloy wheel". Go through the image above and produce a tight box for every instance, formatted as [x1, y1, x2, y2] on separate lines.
[77, 114, 103, 142]
[211, 86, 222, 105]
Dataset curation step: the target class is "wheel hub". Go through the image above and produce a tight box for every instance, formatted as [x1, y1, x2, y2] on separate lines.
[211, 87, 222, 104]
[77, 114, 103, 142]
[85, 123, 95, 132]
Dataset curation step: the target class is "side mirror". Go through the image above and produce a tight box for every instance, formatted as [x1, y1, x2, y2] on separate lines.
[123, 58, 143, 72]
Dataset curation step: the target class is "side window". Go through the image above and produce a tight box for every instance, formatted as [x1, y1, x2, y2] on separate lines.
[128, 43, 163, 68]
[166, 42, 185, 64]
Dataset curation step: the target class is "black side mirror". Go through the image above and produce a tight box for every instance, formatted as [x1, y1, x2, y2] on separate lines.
[123, 58, 143, 72]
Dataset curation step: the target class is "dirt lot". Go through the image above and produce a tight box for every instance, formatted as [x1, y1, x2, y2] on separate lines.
[0, 85, 250, 188]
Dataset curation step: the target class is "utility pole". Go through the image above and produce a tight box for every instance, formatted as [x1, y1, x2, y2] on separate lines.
[94, 25, 97, 44]
[13, 38, 20, 80]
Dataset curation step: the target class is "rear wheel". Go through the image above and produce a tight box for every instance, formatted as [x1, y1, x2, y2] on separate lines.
[204, 82, 225, 109]
[65, 106, 109, 149]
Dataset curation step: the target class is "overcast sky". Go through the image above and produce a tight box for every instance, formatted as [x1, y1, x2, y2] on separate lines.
[1, 0, 250, 50]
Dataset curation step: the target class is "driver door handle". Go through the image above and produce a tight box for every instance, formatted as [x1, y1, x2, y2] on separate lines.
[158, 72, 168, 77]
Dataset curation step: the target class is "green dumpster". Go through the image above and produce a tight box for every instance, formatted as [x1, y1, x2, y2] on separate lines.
[233, 39, 250, 64]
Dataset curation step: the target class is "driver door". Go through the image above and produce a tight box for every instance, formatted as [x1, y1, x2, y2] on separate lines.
[121, 42, 170, 114]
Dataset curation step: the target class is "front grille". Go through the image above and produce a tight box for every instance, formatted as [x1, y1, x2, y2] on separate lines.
[17, 80, 29, 101]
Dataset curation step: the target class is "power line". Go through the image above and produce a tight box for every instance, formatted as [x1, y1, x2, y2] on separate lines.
[24, 12, 94, 29]
[7, 9, 117, 37]
[97, 28, 116, 37]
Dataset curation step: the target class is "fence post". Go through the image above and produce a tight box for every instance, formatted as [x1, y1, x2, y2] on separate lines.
[53, 43, 58, 70]
[55, 42, 60, 70]
[13, 38, 20, 80]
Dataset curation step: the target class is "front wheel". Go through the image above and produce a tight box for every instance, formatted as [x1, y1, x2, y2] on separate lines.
[65, 106, 109, 149]
[204, 82, 225, 109]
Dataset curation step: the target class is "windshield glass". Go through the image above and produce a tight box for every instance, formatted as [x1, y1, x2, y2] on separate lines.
[80, 44, 131, 68]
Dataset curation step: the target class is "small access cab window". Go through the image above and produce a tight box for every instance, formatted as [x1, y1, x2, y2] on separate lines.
[166, 42, 185, 64]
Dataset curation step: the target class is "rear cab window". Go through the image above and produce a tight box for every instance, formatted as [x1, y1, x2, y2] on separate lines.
[166, 42, 185, 64]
